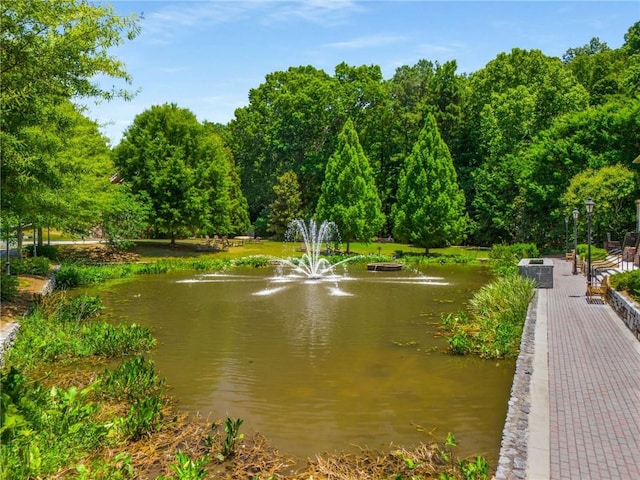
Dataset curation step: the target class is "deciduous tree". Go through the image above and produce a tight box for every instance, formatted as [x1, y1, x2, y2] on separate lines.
[114, 104, 235, 245]
[268, 171, 303, 239]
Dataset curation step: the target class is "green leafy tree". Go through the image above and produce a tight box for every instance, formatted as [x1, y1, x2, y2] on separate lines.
[562, 164, 639, 243]
[315, 119, 384, 253]
[268, 171, 303, 239]
[114, 104, 234, 246]
[393, 114, 467, 254]
[1, 0, 139, 229]
[228, 66, 340, 220]
[101, 186, 151, 250]
[204, 122, 250, 236]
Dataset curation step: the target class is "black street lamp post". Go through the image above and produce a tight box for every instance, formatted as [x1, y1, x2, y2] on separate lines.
[572, 209, 579, 275]
[585, 198, 595, 288]
[565, 215, 569, 255]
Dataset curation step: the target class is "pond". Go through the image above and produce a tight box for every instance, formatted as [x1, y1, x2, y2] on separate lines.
[90, 263, 514, 461]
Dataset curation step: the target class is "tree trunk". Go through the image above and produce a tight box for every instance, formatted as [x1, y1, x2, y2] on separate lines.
[16, 224, 23, 252]
[37, 227, 44, 247]
[424, 246, 430, 255]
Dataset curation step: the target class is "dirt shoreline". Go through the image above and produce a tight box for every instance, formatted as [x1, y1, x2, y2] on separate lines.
[0, 274, 49, 323]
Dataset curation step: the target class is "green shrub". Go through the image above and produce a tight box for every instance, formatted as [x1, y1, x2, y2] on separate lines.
[23, 244, 59, 260]
[0, 273, 18, 301]
[576, 244, 607, 261]
[55, 263, 134, 288]
[610, 270, 640, 300]
[5, 294, 154, 371]
[11, 257, 51, 276]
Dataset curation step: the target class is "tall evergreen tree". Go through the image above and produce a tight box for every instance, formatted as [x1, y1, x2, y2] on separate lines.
[393, 114, 467, 254]
[315, 119, 384, 253]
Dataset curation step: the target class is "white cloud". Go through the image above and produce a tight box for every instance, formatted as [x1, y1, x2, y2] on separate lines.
[140, 0, 361, 43]
[327, 34, 407, 49]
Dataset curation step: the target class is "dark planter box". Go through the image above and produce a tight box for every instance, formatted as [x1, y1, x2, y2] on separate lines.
[518, 258, 554, 288]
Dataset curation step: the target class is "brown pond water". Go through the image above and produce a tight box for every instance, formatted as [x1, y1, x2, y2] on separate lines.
[92, 263, 515, 462]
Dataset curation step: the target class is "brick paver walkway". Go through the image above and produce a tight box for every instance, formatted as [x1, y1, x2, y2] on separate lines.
[542, 258, 640, 479]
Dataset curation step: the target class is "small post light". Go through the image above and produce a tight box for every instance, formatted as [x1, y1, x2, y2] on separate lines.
[572, 209, 579, 275]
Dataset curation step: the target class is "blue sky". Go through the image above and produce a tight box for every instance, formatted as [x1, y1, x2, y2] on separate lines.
[87, 1, 640, 146]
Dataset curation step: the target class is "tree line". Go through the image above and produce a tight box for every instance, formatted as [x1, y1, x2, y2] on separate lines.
[2, 0, 638, 251]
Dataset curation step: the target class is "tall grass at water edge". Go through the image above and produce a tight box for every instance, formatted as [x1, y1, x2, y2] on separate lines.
[442, 275, 535, 359]
[441, 244, 537, 359]
[54, 257, 237, 288]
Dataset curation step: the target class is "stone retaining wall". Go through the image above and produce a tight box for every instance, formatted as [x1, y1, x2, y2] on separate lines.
[494, 291, 537, 480]
[607, 288, 640, 340]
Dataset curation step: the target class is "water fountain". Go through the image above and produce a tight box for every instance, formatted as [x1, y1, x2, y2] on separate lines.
[280, 219, 354, 280]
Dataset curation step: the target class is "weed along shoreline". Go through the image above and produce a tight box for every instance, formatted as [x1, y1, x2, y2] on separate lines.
[0, 272, 56, 367]
[0, 243, 549, 478]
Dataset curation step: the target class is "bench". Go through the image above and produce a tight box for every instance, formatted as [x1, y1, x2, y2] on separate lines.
[587, 276, 608, 304]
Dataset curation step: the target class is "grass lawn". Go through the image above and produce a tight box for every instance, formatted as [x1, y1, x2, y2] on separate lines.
[129, 238, 490, 262]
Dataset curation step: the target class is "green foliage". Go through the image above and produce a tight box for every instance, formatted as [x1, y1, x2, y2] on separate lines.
[0, 367, 106, 478]
[10, 256, 51, 276]
[575, 244, 607, 261]
[441, 275, 535, 358]
[0, 273, 18, 301]
[168, 451, 209, 480]
[609, 269, 640, 301]
[24, 244, 58, 260]
[101, 187, 152, 250]
[219, 417, 244, 460]
[5, 294, 154, 372]
[315, 118, 385, 252]
[99, 357, 165, 402]
[118, 394, 164, 441]
[488, 243, 539, 275]
[562, 164, 639, 243]
[53, 295, 104, 323]
[114, 103, 239, 244]
[55, 263, 134, 288]
[75, 452, 136, 480]
[232, 255, 272, 268]
[1, 0, 139, 235]
[393, 114, 467, 254]
[268, 170, 303, 239]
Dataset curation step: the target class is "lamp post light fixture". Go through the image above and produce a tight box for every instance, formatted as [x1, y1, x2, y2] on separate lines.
[565, 215, 569, 255]
[585, 198, 595, 288]
[572, 209, 579, 275]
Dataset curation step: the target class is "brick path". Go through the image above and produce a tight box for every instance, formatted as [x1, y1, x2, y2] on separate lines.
[532, 258, 640, 479]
